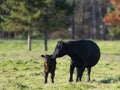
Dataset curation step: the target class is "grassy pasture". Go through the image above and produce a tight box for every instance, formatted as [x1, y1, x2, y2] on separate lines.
[0, 39, 120, 90]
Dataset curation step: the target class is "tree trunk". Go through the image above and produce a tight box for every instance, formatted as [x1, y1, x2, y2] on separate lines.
[91, 0, 97, 39]
[1, 31, 4, 38]
[27, 30, 31, 51]
[97, 0, 105, 40]
[81, 2, 85, 38]
[69, 14, 75, 39]
[71, 0, 76, 39]
[44, 30, 48, 51]
[71, 14, 75, 39]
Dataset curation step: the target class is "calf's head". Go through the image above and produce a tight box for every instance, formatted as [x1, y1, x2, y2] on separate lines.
[41, 54, 56, 73]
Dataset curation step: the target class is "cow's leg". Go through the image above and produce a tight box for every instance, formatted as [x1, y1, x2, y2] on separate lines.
[44, 72, 48, 83]
[87, 67, 91, 82]
[76, 66, 85, 82]
[51, 72, 55, 83]
[69, 61, 75, 82]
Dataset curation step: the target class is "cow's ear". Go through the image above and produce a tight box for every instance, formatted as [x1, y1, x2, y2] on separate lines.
[58, 41, 63, 44]
[57, 41, 63, 49]
[41, 55, 45, 58]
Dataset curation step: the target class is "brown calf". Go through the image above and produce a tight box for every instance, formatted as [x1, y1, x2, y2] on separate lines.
[41, 54, 56, 83]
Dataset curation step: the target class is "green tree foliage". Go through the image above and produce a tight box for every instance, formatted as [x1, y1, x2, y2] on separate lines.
[39, 0, 74, 31]
[0, 0, 42, 32]
[0, 0, 75, 51]
[0, 0, 74, 32]
[0, 0, 44, 50]
[35, 0, 75, 51]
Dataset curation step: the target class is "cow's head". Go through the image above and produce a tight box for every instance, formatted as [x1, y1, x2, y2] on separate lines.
[53, 41, 66, 58]
[41, 54, 56, 73]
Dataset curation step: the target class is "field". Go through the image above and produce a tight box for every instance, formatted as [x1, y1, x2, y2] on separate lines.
[0, 39, 120, 90]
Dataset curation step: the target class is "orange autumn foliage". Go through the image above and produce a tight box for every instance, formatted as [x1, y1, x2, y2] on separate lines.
[116, 4, 120, 10]
[103, 12, 120, 26]
[111, 0, 120, 9]
[103, 0, 120, 26]
[110, 0, 120, 6]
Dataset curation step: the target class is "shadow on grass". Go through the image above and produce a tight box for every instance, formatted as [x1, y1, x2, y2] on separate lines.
[100, 76, 120, 84]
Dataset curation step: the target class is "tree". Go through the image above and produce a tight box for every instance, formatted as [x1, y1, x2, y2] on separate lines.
[103, 0, 120, 26]
[103, 0, 120, 39]
[0, 0, 75, 51]
[0, 0, 6, 38]
[40, 0, 75, 51]
[69, 0, 75, 39]
[97, 0, 105, 40]
[91, 0, 97, 39]
[0, 0, 42, 51]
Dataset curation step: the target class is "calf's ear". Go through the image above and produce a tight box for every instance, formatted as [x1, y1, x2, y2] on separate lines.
[41, 55, 45, 58]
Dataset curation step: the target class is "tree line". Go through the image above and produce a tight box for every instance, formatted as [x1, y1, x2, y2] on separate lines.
[0, 0, 120, 51]
[0, 0, 75, 51]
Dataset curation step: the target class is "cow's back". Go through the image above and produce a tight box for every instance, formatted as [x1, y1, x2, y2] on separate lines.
[66, 40, 100, 67]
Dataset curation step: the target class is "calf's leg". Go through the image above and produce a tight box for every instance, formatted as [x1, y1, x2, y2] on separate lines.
[44, 72, 48, 83]
[51, 72, 55, 83]
[76, 66, 85, 82]
[69, 61, 75, 82]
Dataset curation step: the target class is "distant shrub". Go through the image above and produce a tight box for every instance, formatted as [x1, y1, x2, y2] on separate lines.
[50, 29, 70, 39]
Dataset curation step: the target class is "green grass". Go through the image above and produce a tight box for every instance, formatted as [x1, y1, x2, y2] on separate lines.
[97, 40, 120, 55]
[0, 39, 120, 90]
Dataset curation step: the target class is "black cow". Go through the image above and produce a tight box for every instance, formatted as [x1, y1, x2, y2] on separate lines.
[52, 39, 100, 82]
[41, 54, 56, 83]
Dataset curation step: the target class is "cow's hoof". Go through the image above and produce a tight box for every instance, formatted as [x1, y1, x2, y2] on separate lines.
[52, 81, 54, 83]
[76, 79, 81, 82]
[44, 81, 47, 84]
[69, 79, 73, 82]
